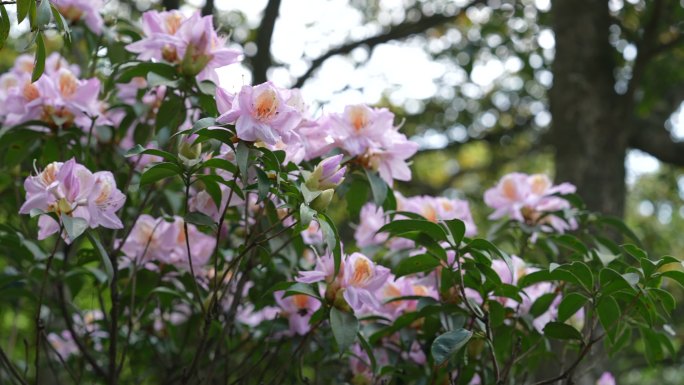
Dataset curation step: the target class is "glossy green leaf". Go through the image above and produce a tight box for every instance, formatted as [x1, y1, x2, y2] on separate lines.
[558, 293, 589, 322]
[431, 329, 473, 366]
[330, 307, 358, 353]
[31, 32, 45, 82]
[597, 295, 620, 343]
[364, 168, 387, 206]
[395, 254, 441, 278]
[85, 231, 114, 284]
[140, 162, 182, 185]
[543, 321, 583, 340]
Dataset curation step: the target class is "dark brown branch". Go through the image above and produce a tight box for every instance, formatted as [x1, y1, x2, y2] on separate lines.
[161, 0, 180, 10]
[291, 0, 487, 89]
[252, 0, 282, 84]
[629, 118, 684, 166]
[201, 0, 214, 16]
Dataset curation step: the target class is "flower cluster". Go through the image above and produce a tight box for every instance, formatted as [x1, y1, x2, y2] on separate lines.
[126, 10, 241, 82]
[1, 53, 106, 129]
[216, 82, 418, 185]
[118, 214, 216, 274]
[355, 192, 477, 248]
[51, 0, 105, 34]
[19, 158, 125, 242]
[484, 172, 577, 235]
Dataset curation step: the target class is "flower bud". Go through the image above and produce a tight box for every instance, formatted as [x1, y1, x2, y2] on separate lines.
[178, 135, 203, 167]
[306, 154, 346, 191]
[310, 189, 334, 212]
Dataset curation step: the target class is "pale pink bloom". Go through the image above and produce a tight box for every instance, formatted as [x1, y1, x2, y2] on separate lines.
[126, 11, 241, 82]
[120, 215, 214, 274]
[216, 82, 301, 145]
[5, 66, 105, 128]
[20, 159, 125, 242]
[301, 221, 323, 245]
[354, 203, 389, 247]
[349, 343, 390, 381]
[296, 252, 339, 284]
[274, 291, 321, 335]
[403, 195, 478, 236]
[52, 0, 105, 34]
[484, 173, 577, 234]
[330, 104, 395, 156]
[47, 331, 79, 359]
[404, 341, 426, 365]
[341, 252, 391, 312]
[87, 172, 126, 229]
[596, 372, 616, 385]
[298, 118, 336, 161]
[119, 215, 177, 267]
[367, 132, 418, 185]
[236, 304, 280, 327]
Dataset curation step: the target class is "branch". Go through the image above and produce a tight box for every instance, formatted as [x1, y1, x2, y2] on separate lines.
[251, 0, 282, 84]
[201, 0, 214, 16]
[292, 0, 486, 88]
[629, 118, 684, 166]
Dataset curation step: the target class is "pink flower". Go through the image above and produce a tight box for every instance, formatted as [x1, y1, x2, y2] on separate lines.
[52, 0, 105, 34]
[331, 104, 395, 156]
[87, 171, 126, 229]
[484, 173, 577, 234]
[126, 11, 241, 83]
[216, 82, 301, 145]
[596, 372, 616, 385]
[301, 221, 323, 245]
[20, 159, 124, 242]
[367, 132, 418, 185]
[354, 203, 389, 247]
[4, 64, 105, 129]
[403, 195, 478, 236]
[47, 331, 79, 359]
[296, 252, 339, 284]
[119, 215, 215, 274]
[274, 291, 321, 335]
[341, 252, 391, 312]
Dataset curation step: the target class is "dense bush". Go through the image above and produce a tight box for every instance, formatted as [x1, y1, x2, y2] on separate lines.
[0, 2, 680, 384]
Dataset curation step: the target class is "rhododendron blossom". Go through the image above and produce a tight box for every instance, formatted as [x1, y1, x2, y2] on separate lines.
[484, 172, 577, 234]
[126, 11, 241, 82]
[19, 159, 125, 242]
[51, 0, 105, 34]
[217, 82, 302, 145]
[274, 291, 321, 335]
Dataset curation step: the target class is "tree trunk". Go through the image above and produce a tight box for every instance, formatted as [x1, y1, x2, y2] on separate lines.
[549, 0, 629, 218]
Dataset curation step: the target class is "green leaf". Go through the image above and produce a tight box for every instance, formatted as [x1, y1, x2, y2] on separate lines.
[140, 162, 182, 185]
[365, 168, 387, 206]
[299, 203, 316, 227]
[543, 321, 583, 340]
[395, 254, 441, 278]
[530, 293, 557, 317]
[357, 333, 377, 374]
[318, 213, 342, 275]
[183, 211, 215, 227]
[518, 270, 552, 288]
[61, 214, 88, 242]
[50, 5, 70, 43]
[597, 295, 620, 343]
[36, 0, 51, 27]
[378, 219, 448, 243]
[202, 158, 237, 175]
[344, 178, 369, 218]
[431, 329, 473, 366]
[283, 282, 320, 299]
[85, 231, 114, 284]
[31, 33, 46, 83]
[599, 268, 637, 296]
[443, 219, 466, 247]
[0, 4, 10, 49]
[330, 307, 358, 353]
[555, 262, 593, 291]
[236, 141, 250, 181]
[116, 62, 177, 84]
[255, 168, 271, 201]
[156, 94, 185, 130]
[558, 293, 589, 322]
[622, 244, 647, 261]
[300, 183, 322, 204]
[17, 0, 30, 23]
[659, 270, 684, 289]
